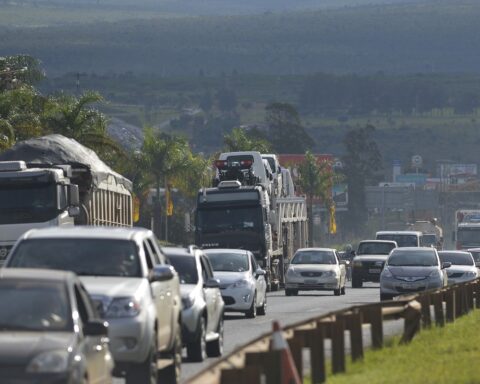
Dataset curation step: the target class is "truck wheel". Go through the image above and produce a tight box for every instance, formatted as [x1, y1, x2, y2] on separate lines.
[207, 316, 224, 357]
[187, 317, 207, 362]
[257, 294, 267, 316]
[126, 336, 158, 384]
[159, 325, 182, 384]
[246, 293, 257, 318]
[352, 275, 363, 288]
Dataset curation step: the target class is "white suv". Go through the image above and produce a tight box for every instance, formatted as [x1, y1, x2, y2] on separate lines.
[4, 226, 182, 384]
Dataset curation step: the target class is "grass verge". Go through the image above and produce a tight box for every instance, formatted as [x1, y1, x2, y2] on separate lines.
[321, 309, 480, 384]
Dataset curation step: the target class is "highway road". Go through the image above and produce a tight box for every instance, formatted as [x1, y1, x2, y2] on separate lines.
[180, 281, 383, 382]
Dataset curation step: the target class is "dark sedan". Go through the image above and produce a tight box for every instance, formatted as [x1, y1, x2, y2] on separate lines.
[0, 269, 113, 384]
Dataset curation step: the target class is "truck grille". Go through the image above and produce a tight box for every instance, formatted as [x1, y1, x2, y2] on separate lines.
[300, 271, 323, 277]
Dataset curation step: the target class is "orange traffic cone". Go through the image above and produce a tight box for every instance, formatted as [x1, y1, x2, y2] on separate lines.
[271, 320, 302, 384]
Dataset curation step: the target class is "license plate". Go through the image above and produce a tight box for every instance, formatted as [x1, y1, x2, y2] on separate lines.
[401, 283, 419, 289]
[368, 268, 382, 274]
[305, 279, 318, 285]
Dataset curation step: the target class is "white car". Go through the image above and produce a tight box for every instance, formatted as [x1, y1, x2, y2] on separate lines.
[438, 251, 478, 284]
[285, 248, 347, 296]
[204, 249, 267, 318]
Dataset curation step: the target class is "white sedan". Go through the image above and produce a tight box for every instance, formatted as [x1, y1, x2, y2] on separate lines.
[285, 248, 347, 296]
[438, 251, 478, 284]
[204, 249, 267, 318]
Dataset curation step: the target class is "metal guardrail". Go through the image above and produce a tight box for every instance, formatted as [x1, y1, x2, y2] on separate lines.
[185, 278, 480, 384]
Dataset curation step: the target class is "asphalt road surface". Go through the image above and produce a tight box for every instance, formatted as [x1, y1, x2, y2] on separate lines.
[180, 281, 384, 382]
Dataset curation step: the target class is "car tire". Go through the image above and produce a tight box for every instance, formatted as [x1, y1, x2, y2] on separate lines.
[352, 275, 363, 288]
[206, 316, 224, 357]
[246, 293, 257, 318]
[126, 334, 158, 384]
[187, 316, 207, 362]
[271, 281, 279, 292]
[341, 286, 346, 295]
[334, 288, 341, 296]
[159, 323, 182, 384]
[285, 289, 292, 296]
[257, 294, 267, 316]
[380, 293, 393, 301]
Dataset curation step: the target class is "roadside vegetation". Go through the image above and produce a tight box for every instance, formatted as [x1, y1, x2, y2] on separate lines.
[324, 310, 480, 384]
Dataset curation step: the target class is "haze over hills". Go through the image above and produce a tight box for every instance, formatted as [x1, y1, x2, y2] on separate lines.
[1, 1, 479, 76]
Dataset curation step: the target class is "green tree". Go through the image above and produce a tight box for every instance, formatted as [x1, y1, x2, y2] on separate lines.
[265, 102, 312, 154]
[342, 125, 382, 235]
[223, 127, 272, 153]
[0, 55, 44, 91]
[297, 151, 335, 245]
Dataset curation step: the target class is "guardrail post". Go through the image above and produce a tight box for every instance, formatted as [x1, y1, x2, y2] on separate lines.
[400, 300, 422, 344]
[419, 294, 432, 328]
[221, 366, 262, 384]
[455, 286, 463, 318]
[445, 289, 455, 322]
[433, 292, 445, 327]
[245, 351, 282, 384]
[475, 281, 480, 309]
[288, 337, 303, 379]
[312, 321, 327, 383]
[344, 310, 364, 362]
[331, 316, 346, 374]
[362, 305, 383, 349]
[466, 283, 474, 312]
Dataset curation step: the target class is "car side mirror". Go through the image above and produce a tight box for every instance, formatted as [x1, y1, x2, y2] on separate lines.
[68, 206, 80, 217]
[255, 268, 266, 277]
[204, 278, 220, 289]
[84, 320, 108, 337]
[442, 262, 452, 269]
[150, 265, 175, 282]
[339, 260, 347, 265]
[67, 184, 80, 207]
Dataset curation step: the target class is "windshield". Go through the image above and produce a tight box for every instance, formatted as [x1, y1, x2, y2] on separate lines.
[167, 255, 198, 284]
[357, 242, 395, 255]
[377, 234, 419, 247]
[197, 206, 262, 233]
[0, 280, 72, 332]
[0, 183, 58, 224]
[292, 250, 337, 265]
[439, 252, 474, 266]
[468, 250, 480, 262]
[264, 157, 276, 173]
[421, 234, 437, 246]
[388, 250, 438, 267]
[457, 228, 480, 244]
[8, 239, 141, 277]
[206, 252, 249, 272]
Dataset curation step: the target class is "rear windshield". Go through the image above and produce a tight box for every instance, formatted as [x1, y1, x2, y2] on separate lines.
[292, 250, 336, 265]
[439, 252, 474, 266]
[8, 239, 141, 277]
[377, 234, 419, 247]
[357, 242, 395, 255]
[167, 255, 198, 284]
[388, 250, 438, 267]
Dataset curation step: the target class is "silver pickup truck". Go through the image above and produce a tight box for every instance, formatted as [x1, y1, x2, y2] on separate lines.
[4, 226, 182, 384]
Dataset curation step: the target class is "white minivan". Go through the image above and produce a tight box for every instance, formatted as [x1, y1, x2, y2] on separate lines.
[376, 231, 423, 248]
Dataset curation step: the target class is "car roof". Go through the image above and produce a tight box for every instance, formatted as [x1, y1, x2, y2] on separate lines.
[202, 248, 250, 255]
[438, 250, 471, 255]
[467, 248, 480, 251]
[20, 226, 153, 241]
[376, 231, 423, 235]
[0, 268, 75, 283]
[163, 247, 194, 257]
[359, 240, 397, 244]
[391, 247, 436, 252]
[295, 248, 336, 252]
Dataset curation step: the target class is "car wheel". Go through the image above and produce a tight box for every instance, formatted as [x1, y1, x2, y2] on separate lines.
[334, 288, 341, 296]
[257, 293, 267, 316]
[187, 316, 207, 362]
[271, 281, 279, 292]
[159, 324, 182, 384]
[380, 293, 393, 301]
[341, 286, 346, 295]
[206, 315, 224, 357]
[126, 334, 158, 384]
[246, 293, 257, 318]
[352, 275, 363, 288]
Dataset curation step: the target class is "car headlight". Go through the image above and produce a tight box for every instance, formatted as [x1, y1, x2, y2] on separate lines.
[181, 294, 196, 309]
[230, 279, 250, 289]
[465, 271, 477, 277]
[353, 259, 363, 267]
[428, 270, 441, 279]
[287, 268, 298, 277]
[382, 267, 393, 278]
[105, 297, 141, 318]
[27, 350, 70, 373]
[323, 270, 337, 277]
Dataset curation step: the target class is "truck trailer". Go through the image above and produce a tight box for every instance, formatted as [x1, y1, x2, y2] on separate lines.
[0, 134, 133, 263]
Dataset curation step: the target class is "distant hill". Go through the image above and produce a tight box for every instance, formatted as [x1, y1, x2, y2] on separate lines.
[1, 1, 478, 75]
